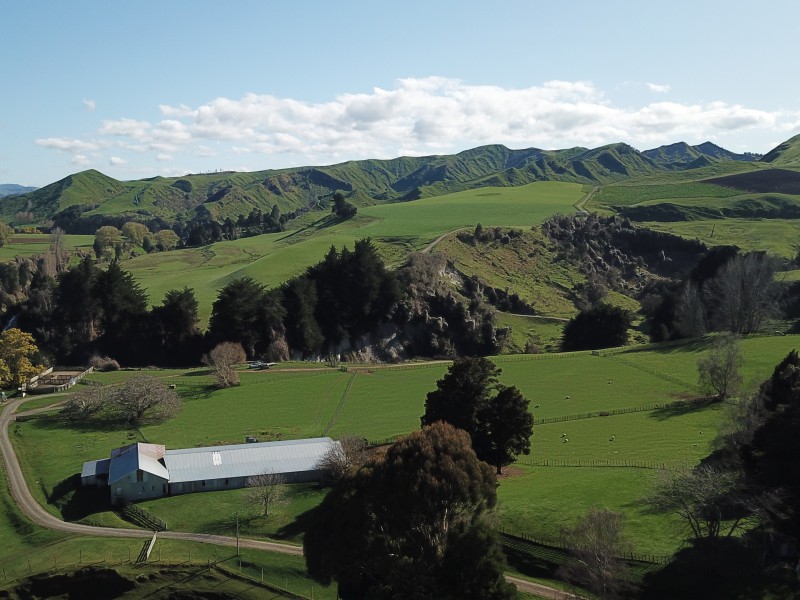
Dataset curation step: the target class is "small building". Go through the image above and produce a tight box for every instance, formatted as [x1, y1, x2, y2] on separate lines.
[82, 437, 339, 504]
[108, 443, 170, 504]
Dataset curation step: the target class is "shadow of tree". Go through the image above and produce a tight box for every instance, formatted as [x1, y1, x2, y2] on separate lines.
[647, 398, 718, 422]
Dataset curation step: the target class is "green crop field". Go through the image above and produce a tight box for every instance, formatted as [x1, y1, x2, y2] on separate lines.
[124, 181, 584, 325]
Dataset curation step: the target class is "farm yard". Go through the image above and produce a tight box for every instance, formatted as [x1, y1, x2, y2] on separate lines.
[8, 333, 800, 565]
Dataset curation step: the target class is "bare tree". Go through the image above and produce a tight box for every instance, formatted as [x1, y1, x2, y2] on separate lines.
[111, 375, 181, 424]
[203, 342, 246, 388]
[49, 227, 69, 273]
[62, 386, 110, 421]
[646, 465, 746, 540]
[707, 253, 777, 334]
[557, 507, 632, 600]
[698, 334, 743, 401]
[244, 472, 288, 517]
[317, 435, 368, 483]
[674, 280, 706, 338]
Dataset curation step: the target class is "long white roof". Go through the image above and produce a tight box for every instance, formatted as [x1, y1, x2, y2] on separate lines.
[163, 437, 338, 483]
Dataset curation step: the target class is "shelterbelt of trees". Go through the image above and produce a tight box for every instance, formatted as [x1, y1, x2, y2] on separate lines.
[1, 238, 504, 367]
[0, 212, 796, 368]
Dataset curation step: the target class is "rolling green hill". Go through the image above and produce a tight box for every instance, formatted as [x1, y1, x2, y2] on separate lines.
[9, 137, 795, 231]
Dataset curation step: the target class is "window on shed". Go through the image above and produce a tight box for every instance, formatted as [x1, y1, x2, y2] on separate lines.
[137, 470, 144, 483]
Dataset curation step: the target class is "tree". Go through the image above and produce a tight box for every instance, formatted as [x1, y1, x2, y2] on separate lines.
[282, 276, 324, 357]
[111, 375, 181, 424]
[473, 385, 534, 474]
[151, 287, 202, 366]
[244, 472, 288, 517]
[317, 435, 368, 483]
[304, 422, 514, 600]
[203, 342, 246, 388]
[93, 225, 124, 259]
[121, 222, 150, 246]
[62, 385, 110, 421]
[0, 221, 13, 247]
[740, 350, 800, 543]
[153, 229, 180, 251]
[0, 328, 42, 387]
[48, 227, 69, 273]
[646, 465, 746, 540]
[421, 357, 533, 473]
[208, 276, 287, 358]
[562, 303, 632, 351]
[697, 334, 743, 401]
[707, 252, 777, 334]
[558, 508, 632, 600]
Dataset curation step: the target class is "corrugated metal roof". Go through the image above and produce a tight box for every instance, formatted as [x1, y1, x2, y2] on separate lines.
[164, 437, 338, 483]
[108, 442, 169, 484]
[81, 458, 110, 479]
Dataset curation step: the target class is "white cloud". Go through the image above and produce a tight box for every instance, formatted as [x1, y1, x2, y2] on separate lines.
[83, 98, 96, 111]
[109, 156, 126, 166]
[35, 137, 99, 153]
[71, 154, 91, 167]
[646, 83, 671, 94]
[36, 78, 798, 174]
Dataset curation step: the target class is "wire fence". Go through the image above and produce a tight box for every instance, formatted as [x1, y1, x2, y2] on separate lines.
[514, 457, 689, 470]
[535, 396, 712, 425]
[498, 528, 673, 565]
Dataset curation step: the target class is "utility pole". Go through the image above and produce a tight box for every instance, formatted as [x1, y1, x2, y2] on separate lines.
[236, 512, 240, 556]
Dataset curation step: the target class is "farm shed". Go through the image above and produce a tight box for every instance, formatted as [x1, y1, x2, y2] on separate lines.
[164, 437, 337, 495]
[81, 437, 339, 504]
[80, 458, 109, 487]
[106, 443, 170, 504]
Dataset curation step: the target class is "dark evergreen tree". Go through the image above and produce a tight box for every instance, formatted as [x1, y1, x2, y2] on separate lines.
[151, 287, 203, 365]
[282, 276, 324, 357]
[304, 422, 514, 600]
[422, 357, 533, 473]
[562, 303, 632, 351]
[208, 276, 286, 358]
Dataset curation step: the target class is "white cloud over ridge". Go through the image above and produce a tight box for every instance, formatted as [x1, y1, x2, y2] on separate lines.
[37, 78, 799, 173]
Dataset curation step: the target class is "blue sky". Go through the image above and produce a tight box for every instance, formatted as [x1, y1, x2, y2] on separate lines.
[2, 0, 799, 187]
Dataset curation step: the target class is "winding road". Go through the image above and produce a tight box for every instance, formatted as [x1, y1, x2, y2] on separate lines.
[0, 396, 571, 598]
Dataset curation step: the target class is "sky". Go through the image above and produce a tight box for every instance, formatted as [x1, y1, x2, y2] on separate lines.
[2, 0, 799, 187]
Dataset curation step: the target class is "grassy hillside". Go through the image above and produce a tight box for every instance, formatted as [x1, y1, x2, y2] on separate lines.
[1, 138, 769, 230]
[127, 181, 585, 323]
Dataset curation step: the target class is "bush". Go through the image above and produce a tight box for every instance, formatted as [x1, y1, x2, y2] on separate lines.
[88, 354, 120, 372]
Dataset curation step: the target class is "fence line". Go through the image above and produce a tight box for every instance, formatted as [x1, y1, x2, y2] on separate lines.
[323, 372, 356, 436]
[514, 457, 689, 470]
[536, 395, 713, 425]
[499, 529, 673, 565]
[600, 354, 699, 391]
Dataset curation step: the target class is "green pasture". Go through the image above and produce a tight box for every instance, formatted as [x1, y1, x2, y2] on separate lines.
[590, 182, 740, 208]
[0, 234, 94, 262]
[125, 182, 583, 325]
[495, 313, 565, 354]
[639, 218, 800, 257]
[10, 334, 800, 568]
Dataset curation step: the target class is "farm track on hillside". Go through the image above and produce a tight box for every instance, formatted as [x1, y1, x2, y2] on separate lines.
[0, 395, 573, 597]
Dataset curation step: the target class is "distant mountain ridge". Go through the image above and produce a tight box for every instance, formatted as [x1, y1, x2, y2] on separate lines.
[0, 184, 37, 198]
[2, 135, 798, 231]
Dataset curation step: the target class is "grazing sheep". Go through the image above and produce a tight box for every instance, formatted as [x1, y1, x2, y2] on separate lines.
[565, 395, 571, 400]
[563, 438, 569, 443]
[609, 435, 616, 441]
[561, 433, 567, 438]
[608, 379, 612, 384]
[534, 404, 541, 408]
